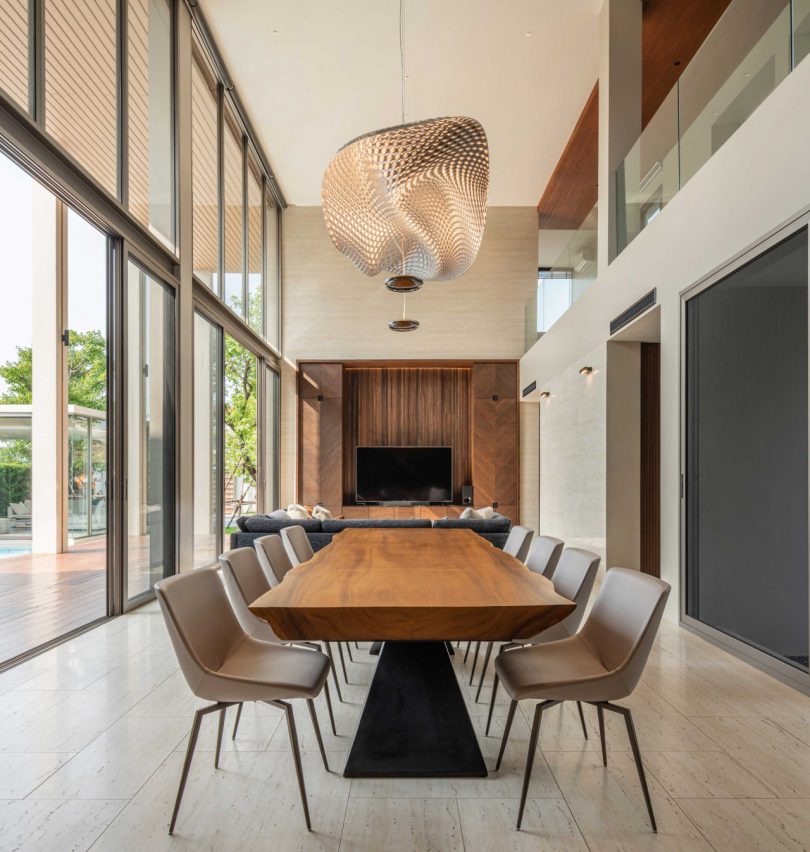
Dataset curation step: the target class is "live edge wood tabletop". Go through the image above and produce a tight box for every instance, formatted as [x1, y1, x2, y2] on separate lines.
[249, 528, 575, 642]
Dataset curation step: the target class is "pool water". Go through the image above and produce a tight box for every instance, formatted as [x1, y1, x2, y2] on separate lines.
[0, 545, 33, 559]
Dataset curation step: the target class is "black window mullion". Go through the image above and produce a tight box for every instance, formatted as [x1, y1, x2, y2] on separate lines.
[216, 81, 224, 298]
[117, 0, 128, 206]
[29, 0, 44, 123]
[241, 133, 248, 322]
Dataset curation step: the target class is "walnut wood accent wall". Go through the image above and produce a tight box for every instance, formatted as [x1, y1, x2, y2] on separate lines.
[297, 361, 519, 520]
[343, 367, 471, 505]
[640, 343, 661, 577]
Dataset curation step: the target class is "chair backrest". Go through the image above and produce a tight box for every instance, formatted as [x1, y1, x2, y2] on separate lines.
[525, 536, 564, 578]
[281, 524, 314, 566]
[254, 534, 294, 585]
[155, 566, 246, 693]
[503, 525, 534, 563]
[551, 548, 600, 634]
[218, 548, 275, 639]
[580, 567, 671, 693]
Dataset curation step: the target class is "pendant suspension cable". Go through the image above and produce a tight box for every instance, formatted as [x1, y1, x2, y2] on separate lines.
[399, 0, 405, 124]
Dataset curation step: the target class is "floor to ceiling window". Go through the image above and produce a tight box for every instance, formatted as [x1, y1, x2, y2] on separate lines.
[126, 260, 176, 602]
[247, 157, 264, 335]
[0, 0, 28, 111]
[193, 312, 222, 568]
[223, 108, 245, 316]
[685, 225, 809, 675]
[223, 334, 257, 547]
[44, 0, 118, 196]
[127, 0, 174, 249]
[0, 153, 110, 664]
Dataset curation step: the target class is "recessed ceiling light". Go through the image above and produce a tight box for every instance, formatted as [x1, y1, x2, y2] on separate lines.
[525, 32, 532, 37]
[272, 29, 278, 35]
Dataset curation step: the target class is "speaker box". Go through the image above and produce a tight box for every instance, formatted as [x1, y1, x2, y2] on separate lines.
[461, 485, 473, 506]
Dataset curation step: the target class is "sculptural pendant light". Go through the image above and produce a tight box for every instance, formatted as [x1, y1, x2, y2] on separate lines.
[388, 294, 420, 332]
[321, 0, 489, 330]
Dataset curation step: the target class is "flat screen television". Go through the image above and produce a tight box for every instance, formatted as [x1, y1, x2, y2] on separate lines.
[355, 446, 452, 504]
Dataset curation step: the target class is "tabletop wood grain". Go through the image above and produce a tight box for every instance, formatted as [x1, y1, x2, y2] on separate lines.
[249, 528, 575, 641]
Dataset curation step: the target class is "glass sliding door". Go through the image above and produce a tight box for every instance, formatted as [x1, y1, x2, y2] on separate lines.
[193, 312, 222, 568]
[126, 259, 175, 601]
[0, 152, 110, 664]
[223, 334, 257, 548]
[685, 226, 809, 673]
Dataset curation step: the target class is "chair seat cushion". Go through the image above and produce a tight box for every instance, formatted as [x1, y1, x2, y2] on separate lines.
[241, 515, 322, 533]
[432, 513, 511, 533]
[494, 636, 619, 702]
[321, 518, 431, 532]
[206, 638, 330, 702]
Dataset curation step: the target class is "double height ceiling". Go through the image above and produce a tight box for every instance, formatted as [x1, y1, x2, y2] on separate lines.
[199, 0, 601, 207]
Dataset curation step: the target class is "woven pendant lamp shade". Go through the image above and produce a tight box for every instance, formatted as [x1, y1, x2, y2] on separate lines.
[321, 116, 489, 282]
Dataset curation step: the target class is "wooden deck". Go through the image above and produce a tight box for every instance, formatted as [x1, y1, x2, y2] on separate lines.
[0, 537, 156, 664]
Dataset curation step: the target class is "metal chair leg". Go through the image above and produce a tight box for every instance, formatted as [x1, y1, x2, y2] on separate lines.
[597, 704, 607, 765]
[355, 641, 360, 650]
[324, 643, 344, 703]
[475, 642, 494, 702]
[469, 641, 481, 685]
[307, 698, 330, 772]
[337, 642, 350, 684]
[231, 702, 243, 740]
[495, 699, 518, 771]
[486, 673, 500, 736]
[596, 702, 656, 832]
[346, 642, 354, 663]
[463, 641, 472, 663]
[323, 680, 337, 736]
[214, 707, 226, 768]
[576, 701, 589, 741]
[270, 700, 312, 831]
[517, 700, 558, 830]
[169, 702, 231, 835]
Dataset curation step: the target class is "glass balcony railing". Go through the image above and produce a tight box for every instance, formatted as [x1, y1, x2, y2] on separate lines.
[617, 0, 796, 256]
[526, 205, 598, 350]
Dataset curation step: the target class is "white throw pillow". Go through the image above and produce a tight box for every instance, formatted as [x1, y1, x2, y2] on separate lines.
[287, 503, 311, 520]
[312, 504, 333, 521]
[460, 506, 482, 520]
[477, 506, 495, 520]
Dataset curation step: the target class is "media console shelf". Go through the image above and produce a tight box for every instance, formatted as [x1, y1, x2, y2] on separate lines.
[297, 360, 520, 524]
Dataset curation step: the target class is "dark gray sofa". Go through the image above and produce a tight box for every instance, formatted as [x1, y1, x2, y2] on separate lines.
[229, 512, 511, 552]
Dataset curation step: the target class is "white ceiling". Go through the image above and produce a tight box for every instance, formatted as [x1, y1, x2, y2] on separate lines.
[200, 0, 601, 206]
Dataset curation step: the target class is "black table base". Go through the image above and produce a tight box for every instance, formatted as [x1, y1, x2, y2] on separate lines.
[343, 641, 488, 778]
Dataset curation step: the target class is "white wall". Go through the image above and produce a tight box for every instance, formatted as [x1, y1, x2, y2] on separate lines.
[279, 205, 539, 506]
[521, 54, 810, 620]
[538, 344, 607, 562]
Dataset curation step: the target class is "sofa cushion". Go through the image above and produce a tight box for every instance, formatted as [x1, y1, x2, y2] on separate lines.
[431, 513, 511, 533]
[321, 518, 432, 532]
[241, 515, 322, 533]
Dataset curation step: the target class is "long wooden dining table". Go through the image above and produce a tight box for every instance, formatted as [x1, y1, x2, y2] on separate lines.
[249, 527, 574, 778]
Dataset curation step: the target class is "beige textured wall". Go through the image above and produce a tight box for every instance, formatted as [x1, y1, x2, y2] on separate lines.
[538, 344, 607, 562]
[279, 205, 538, 507]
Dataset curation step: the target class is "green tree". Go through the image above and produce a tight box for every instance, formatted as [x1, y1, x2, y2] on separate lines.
[0, 330, 107, 410]
[224, 331, 258, 524]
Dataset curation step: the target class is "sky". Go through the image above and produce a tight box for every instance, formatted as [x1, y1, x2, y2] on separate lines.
[0, 153, 107, 396]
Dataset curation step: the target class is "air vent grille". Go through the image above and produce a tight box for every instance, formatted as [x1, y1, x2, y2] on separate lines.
[521, 380, 537, 398]
[610, 288, 657, 335]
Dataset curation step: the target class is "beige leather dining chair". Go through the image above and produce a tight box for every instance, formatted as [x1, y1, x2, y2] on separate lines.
[465, 524, 535, 682]
[255, 533, 294, 585]
[219, 548, 338, 735]
[492, 567, 670, 832]
[502, 525, 534, 563]
[281, 524, 315, 566]
[275, 528, 353, 687]
[155, 566, 332, 834]
[525, 535, 564, 578]
[478, 547, 600, 705]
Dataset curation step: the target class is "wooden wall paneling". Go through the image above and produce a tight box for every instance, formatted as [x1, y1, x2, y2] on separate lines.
[495, 398, 519, 508]
[640, 343, 661, 577]
[419, 505, 463, 520]
[298, 363, 343, 513]
[342, 506, 369, 519]
[343, 367, 472, 504]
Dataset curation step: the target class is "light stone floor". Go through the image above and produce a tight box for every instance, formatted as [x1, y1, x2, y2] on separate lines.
[1, 602, 810, 851]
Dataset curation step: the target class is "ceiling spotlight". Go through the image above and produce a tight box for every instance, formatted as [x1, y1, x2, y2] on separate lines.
[525, 31, 532, 37]
[540, 391, 551, 399]
[388, 319, 420, 332]
[579, 366, 593, 376]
